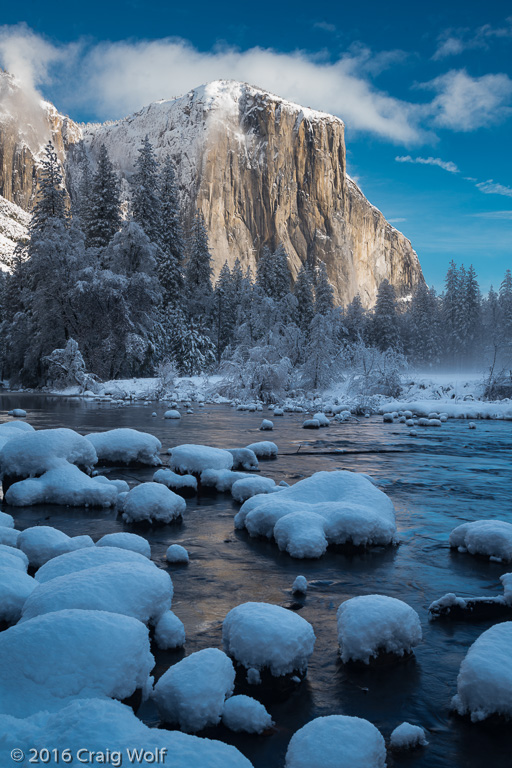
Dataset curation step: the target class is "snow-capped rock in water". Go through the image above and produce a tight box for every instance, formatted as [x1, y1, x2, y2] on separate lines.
[86, 428, 162, 466]
[154, 610, 186, 649]
[0, 566, 37, 623]
[200, 469, 253, 492]
[452, 622, 512, 721]
[390, 722, 429, 749]
[302, 419, 320, 429]
[0, 510, 14, 528]
[166, 544, 189, 563]
[152, 647, 235, 731]
[18, 526, 94, 568]
[169, 444, 234, 474]
[164, 409, 181, 419]
[228, 448, 259, 471]
[337, 594, 422, 664]
[292, 575, 308, 595]
[312, 412, 330, 426]
[245, 441, 278, 458]
[7, 408, 26, 417]
[285, 715, 386, 768]
[20, 561, 173, 625]
[0, 428, 96, 482]
[222, 695, 273, 734]
[0, 609, 154, 718]
[260, 419, 273, 431]
[96, 532, 151, 558]
[449, 520, 512, 562]
[0, 544, 29, 570]
[231, 476, 277, 503]
[5, 462, 120, 507]
[222, 602, 315, 677]
[34, 546, 156, 583]
[235, 470, 397, 558]
[0, 698, 252, 768]
[122, 482, 186, 524]
[153, 468, 198, 493]
[0, 527, 20, 546]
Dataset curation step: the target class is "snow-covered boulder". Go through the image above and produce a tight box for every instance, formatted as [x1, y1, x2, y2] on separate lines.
[34, 546, 156, 583]
[222, 695, 273, 733]
[337, 595, 422, 664]
[18, 526, 94, 568]
[223, 602, 315, 677]
[0, 609, 154, 717]
[152, 647, 235, 731]
[0, 527, 19, 546]
[201, 469, 253, 492]
[0, 511, 14, 529]
[170, 444, 234, 474]
[166, 544, 189, 563]
[302, 419, 320, 429]
[390, 722, 428, 749]
[5, 463, 119, 507]
[153, 468, 197, 493]
[228, 448, 259, 471]
[0, 544, 29, 570]
[231, 476, 277, 503]
[313, 412, 330, 426]
[21, 562, 173, 625]
[452, 622, 512, 721]
[164, 410, 181, 419]
[235, 471, 397, 559]
[0, 428, 97, 481]
[0, 566, 37, 622]
[245, 441, 278, 458]
[96, 532, 151, 558]
[285, 715, 386, 768]
[0, 698, 253, 768]
[7, 408, 27, 417]
[86, 428, 162, 466]
[260, 419, 273, 431]
[122, 482, 186, 524]
[449, 520, 512, 562]
[154, 610, 186, 649]
[292, 575, 308, 595]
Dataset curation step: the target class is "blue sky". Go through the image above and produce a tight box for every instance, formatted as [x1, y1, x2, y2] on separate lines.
[0, 0, 511, 292]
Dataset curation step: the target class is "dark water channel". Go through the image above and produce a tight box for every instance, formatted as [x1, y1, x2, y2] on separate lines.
[1, 393, 512, 768]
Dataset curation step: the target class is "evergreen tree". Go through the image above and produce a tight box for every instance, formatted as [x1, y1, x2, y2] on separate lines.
[213, 261, 237, 361]
[344, 294, 366, 343]
[185, 211, 213, 317]
[256, 244, 291, 300]
[293, 264, 315, 331]
[499, 269, 512, 344]
[173, 318, 216, 376]
[408, 283, 441, 365]
[442, 261, 463, 362]
[31, 142, 68, 228]
[132, 136, 161, 244]
[314, 262, 335, 315]
[371, 279, 400, 351]
[85, 144, 121, 249]
[158, 155, 185, 307]
[462, 265, 481, 361]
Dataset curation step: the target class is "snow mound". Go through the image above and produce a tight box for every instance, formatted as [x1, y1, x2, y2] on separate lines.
[154, 610, 186, 649]
[0, 697, 253, 767]
[231, 476, 277, 502]
[229, 448, 259, 470]
[122, 482, 186, 524]
[18, 526, 94, 568]
[0, 510, 14, 527]
[166, 544, 189, 563]
[222, 695, 273, 733]
[154, 468, 198, 492]
[7, 409, 27, 417]
[0, 544, 29, 570]
[235, 471, 397, 559]
[302, 419, 320, 429]
[0, 566, 37, 622]
[164, 409, 181, 419]
[152, 647, 235, 731]
[0, 428, 97, 478]
[313, 412, 330, 426]
[5, 462, 119, 507]
[96, 532, 151, 558]
[292, 576, 308, 594]
[223, 602, 315, 677]
[170, 444, 233, 473]
[86, 428, 162, 466]
[201, 469, 253, 492]
[452, 622, 512, 721]
[260, 419, 273, 431]
[337, 594, 422, 663]
[390, 722, 428, 749]
[246, 441, 278, 458]
[0, 609, 154, 717]
[0, 527, 20, 546]
[501, 573, 512, 605]
[21, 561, 173, 624]
[449, 520, 512, 562]
[35, 546, 156, 583]
[285, 715, 386, 768]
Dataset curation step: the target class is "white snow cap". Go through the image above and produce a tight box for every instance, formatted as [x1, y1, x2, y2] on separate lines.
[5, 462, 119, 507]
[222, 695, 273, 733]
[452, 621, 512, 721]
[228, 448, 259, 470]
[260, 419, 273, 431]
[0, 511, 14, 528]
[164, 409, 181, 419]
[34, 545, 156, 583]
[0, 428, 97, 478]
[0, 527, 20, 546]
[223, 602, 315, 676]
[337, 594, 422, 664]
[86, 428, 162, 466]
[18, 526, 94, 568]
[7, 408, 27, 417]
[170, 444, 234, 474]
[152, 647, 235, 731]
[154, 610, 186, 649]
[235, 471, 397, 559]
[0, 545, 29, 570]
[390, 722, 428, 749]
[96, 531, 151, 558]
[245, 441, 278, 458]
[292, 576, 308, 594]
[0, 566, 37, 622]
[166, 544, 189, 563]
[154, 468, 198, 491]
[449, 520, 512, 562]
[231, 476, 277, 502]
[201, 469, 253, 492]
[122, 482, 186, 524]
[312, 412, 330, 426]
[285, 715, 386, 768]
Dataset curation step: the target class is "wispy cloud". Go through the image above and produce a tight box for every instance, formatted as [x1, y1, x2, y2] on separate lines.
[388, 217, 407, 223]
[313, 21, 337, 34]
[471, 210, 512, 219]
[476, 180, 512, 197]
[433, 18, 512, 60]
[395, 155, 459, 173]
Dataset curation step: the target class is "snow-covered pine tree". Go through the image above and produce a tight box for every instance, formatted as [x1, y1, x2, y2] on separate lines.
[31, 142, 68, 227]
[212, 261, 237, 361]
[132, 136, 161, 245]
[173, 317, 216, 376]
[344, 293, 366, 343]
[158, 155, 185, 306]
[293, 264, 315, 331]
[256, 244, 291, 300]
[499, 269, 512, 344]
[463, 265, 481, 361]
[185, 211, 214, 317]
[408, 282, 441, 365]
[371, 279, 400, 352]
[85, 143, 121, 249]
[314, 261, 335, 315]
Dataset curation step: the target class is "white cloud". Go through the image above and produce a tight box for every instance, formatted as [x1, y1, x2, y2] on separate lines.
[471, 210, 512, 219]
[313, 21, 337, 33]
[476, 180, 512, 197]
[388, 217, 407, 223]
[420, 69, 512, 131]
[395, 155, 459, 173]
[433, 18, 512, 60]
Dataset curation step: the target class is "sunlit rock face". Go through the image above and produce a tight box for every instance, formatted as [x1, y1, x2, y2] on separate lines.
[0, 73, 423, 304]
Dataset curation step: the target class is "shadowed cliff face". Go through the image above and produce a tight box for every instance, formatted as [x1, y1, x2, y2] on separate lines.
[0, 75, 423, 305]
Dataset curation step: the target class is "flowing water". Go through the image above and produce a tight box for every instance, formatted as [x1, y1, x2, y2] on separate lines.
[1, 393, 511, 768]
